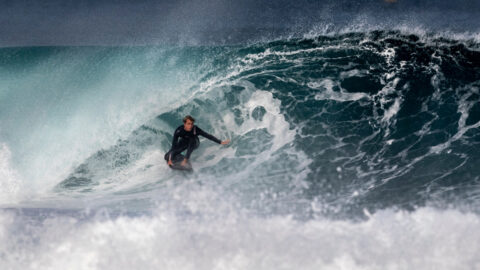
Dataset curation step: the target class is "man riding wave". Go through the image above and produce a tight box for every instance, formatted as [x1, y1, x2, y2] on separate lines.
[164, 115, 230, 167]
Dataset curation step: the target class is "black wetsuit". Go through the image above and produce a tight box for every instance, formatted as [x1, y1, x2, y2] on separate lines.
[164, 125, 221, 162]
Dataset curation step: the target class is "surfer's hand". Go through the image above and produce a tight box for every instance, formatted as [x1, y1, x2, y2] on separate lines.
[221, 139, 230, 145]
[167, 160, 173, 166]
[181, 158, 188, 166]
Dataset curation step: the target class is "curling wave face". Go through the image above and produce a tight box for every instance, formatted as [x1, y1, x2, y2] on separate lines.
[48, 31, 480, 216]
[0, 30, 480, 269]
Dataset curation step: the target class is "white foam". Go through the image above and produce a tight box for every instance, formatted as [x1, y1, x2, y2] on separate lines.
[430, 85, 480, 154]
[235, 90, 295, 151]
[373, 77, 402, 131]
[0, 144, 25, 204]
[381, 97, 402, 123]
[311, 79, 370, 102]
[1, 207, 479, 270]
[303, 19, 480, 43]
[213, 87, 312, 194]
[380, 47, 396, 66]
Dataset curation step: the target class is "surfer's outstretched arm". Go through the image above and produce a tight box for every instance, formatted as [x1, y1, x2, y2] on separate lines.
[197, 126, 230, 145]
[196, 126, 223, 144]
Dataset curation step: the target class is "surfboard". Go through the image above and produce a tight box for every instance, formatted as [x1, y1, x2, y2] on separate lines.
[169, 154, 193, 171]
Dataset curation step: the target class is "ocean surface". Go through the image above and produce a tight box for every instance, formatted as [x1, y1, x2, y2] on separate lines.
[1, 11, 480, 270]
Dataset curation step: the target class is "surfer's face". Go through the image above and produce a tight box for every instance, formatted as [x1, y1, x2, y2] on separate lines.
[184, 119, 193, 131]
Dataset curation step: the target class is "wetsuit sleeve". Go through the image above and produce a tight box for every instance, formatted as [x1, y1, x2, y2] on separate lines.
[196, 126, 221, 144]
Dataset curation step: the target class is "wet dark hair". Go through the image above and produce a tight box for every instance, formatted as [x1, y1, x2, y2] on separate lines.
[183, 115, 195, 123]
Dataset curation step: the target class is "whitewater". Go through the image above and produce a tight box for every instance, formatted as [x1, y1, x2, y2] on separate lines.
[1, 10, 480, 269]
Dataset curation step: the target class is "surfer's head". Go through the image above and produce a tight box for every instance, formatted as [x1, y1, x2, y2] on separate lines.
[183, 115, 195, 131]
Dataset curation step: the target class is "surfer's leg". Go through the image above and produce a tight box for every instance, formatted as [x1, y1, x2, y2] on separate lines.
[185, 137, 199, 159]
[165, 139, 189, 161]
[193, 136, 200, 150]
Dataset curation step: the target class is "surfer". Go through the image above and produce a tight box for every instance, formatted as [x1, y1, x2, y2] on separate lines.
[164, 115, 230, 167]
